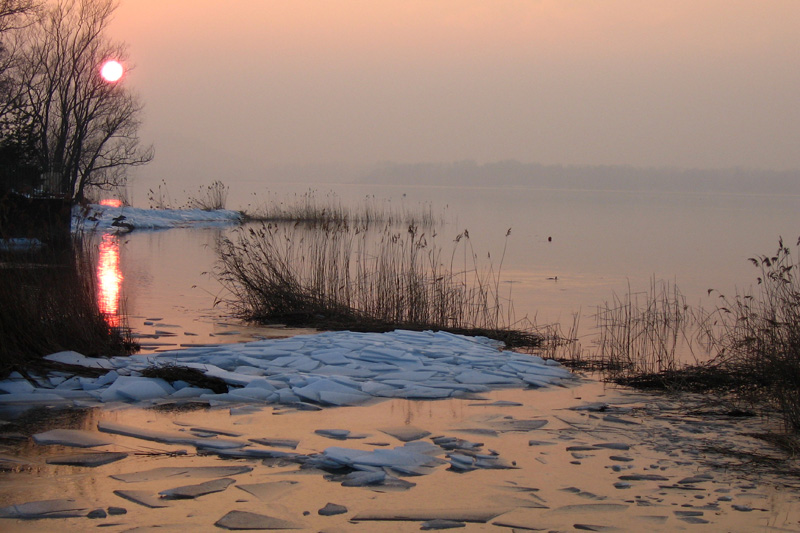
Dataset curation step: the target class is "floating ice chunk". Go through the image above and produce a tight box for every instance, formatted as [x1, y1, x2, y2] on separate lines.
[380, 426, 431, 442]
[315, 429, 358, 441]
[351, 507, 509, 523]
[111, 465, 253, 483]
[455, 370, 520, 385]
[100, 376, 175, 402]
[0, 392, 67, 404]
[159, 477, 235, 499]
[213, 447, 301, 460]
[178, 363, 258, 387]
[377, 370, 438, 382]
[249, 437, 299, 449]
[287, 356, 320, 372]
[54, 376, 82, 390]
[170, 386, 214, 398]
[361, 381, 400, 396]
[312, 365, 376, 378]
[243, 378, 277, 391]
[113, 490, 170, 508]
[275, 388, 301, 403]
[44, 351, 114, 370]
[318, 502, 348, 516]
[215, 510, 303, 530]
[33, 429, 112, 448]
[46, 452, 128, 467]
[293, 378, 365, 404]
[310, 349, 351, 365]
[351, 447, 442, 470]
[98, 420, 199, 446]
[341, 470, 387, 486]
[235, 480, 300, 501]
[320, 445, 371, 465]
[595, 442, 631, 451]
[490, 418, 548, 432]
[421, 519, 467, 530]
[232, 365, 264, 376]
[0, 379, 34, 394]
[0, 498, 88, 518]
[228, 388, 278, 402]
[318, 390, 372, 406]
[394, 385, 453, 399]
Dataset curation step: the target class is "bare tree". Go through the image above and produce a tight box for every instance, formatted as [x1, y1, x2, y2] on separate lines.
[8, 0, 152, 200]
[0, 0, 39, 33]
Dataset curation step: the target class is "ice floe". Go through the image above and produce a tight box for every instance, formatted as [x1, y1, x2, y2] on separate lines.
[76, 204, 242, 232]
[0, 329, 575, 411]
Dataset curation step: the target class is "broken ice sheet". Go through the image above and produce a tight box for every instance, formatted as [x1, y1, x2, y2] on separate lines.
[98, 420, 246, 450]
[111, 465, 253, 483]
[32, 428, 113, 448]
[0, 498, 88, 519]
[215, 510, 303, 530]
[235, 480, 300, 501]
[159, 477, 235, 499]
[351, 507, 511, 523]
[248, 437, 299, 449]
[546, 503, 630, 515]
[488, 418, 549, 432]
[314, 428, 368, 440]
[114, 490, 170, 509]
[379, 425, 431, 442]
[46, 451, 128, 467]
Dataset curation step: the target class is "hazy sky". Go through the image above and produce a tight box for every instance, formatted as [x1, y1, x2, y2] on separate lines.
[109, 0, 800, 188]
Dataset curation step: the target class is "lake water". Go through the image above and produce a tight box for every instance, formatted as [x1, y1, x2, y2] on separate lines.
[103, 181, 800, 357]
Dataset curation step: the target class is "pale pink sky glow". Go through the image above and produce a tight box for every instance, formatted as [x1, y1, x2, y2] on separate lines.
[109, 0, 800, 188]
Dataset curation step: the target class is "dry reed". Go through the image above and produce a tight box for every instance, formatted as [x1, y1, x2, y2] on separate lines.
[215, 222, 540, 348]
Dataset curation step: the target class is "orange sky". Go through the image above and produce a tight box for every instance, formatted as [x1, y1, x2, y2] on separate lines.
[108, 0, 800, 188]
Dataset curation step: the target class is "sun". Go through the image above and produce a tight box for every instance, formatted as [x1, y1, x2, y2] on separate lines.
[100, 60, 124, 83]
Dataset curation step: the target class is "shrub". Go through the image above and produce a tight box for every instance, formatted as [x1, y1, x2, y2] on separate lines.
[703, 238, 800, 430]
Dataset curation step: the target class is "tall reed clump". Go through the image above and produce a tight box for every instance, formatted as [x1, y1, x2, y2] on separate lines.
[242, 189, 437, 228]
[594, 279, 699, 379]
[216, 222, 539, 348]
[0, 239, 135, 376]
[187, 180, 229, 211]
[701, 238, 800, 430]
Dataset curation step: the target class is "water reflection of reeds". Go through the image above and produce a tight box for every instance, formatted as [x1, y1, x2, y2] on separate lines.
[0, 238, 135, 374]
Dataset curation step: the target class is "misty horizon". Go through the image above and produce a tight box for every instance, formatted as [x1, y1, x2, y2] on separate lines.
[106, 0, 800, 194]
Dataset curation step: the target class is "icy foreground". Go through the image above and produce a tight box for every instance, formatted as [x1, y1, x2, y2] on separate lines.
[0, 330, 573, 409]
[74, 204, 242, 231]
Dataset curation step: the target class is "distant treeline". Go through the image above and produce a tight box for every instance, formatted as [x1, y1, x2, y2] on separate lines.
[359, 161, 800, 195]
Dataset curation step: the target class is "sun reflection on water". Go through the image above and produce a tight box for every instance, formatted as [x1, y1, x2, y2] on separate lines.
[97, 233, 123, 328]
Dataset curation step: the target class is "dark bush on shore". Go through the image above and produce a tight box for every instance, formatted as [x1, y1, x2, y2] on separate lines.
[0, 239, 136, 376]
[216, 222, 540, 349]
[702, 238, 800, 430]
[592, 238, 800, 432]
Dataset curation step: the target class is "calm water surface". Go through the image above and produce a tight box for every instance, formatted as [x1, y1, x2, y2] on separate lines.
[101, 182, 800, 354]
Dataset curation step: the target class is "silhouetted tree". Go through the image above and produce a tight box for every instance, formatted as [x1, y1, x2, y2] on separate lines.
[5, 0, 152, 200]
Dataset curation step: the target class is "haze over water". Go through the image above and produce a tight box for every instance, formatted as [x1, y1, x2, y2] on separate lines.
[109, 1, 800, 197]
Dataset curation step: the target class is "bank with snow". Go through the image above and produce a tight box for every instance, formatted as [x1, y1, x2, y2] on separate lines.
[0, 330, 574, 410]
[74, 204, 242, 232]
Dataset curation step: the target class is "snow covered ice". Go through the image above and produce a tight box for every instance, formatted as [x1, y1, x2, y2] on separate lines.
[75, 204, 242, 231]
[1, 329, 574, 410]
